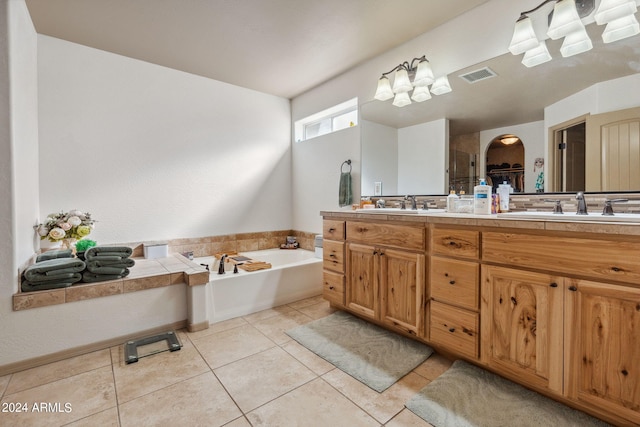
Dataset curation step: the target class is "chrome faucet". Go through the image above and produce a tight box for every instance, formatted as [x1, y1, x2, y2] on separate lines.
[576, 192, 588, 215]
[406, 195, 417, 210]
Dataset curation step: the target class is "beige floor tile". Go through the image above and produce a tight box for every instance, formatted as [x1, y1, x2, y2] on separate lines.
[186, 316, 248, 341]
[322, 369, 430, 424]
[6, 349, 111, 395]
[412, 353, 453, 381]
[223, 416, 252, 427]
[286, 294, 324, 310]
[296, 300, 338, 320]
[386, 408, 435, 427]
[241, 305, 296, 323]
[65, 407, 120, 427]
[280, 340, 335, 376]
[214, 346, 316, 413]
[246, 377, 380, 427]
[0, 366, 116, 427]
[251, 310, 313, 345]
[111, 332, 210, 403]
[119, 372, 241, 427]
[0, 374, 10, 397]
[190, 323, 275, 369]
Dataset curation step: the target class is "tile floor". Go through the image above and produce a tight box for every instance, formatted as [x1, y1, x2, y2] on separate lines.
[0, 295, 453, 426]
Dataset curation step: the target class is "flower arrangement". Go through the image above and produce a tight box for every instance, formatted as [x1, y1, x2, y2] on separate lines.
[36, 210, 95, 242]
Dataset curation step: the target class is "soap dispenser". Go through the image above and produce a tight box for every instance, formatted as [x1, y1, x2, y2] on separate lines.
[446, 188, 459, 212]
[473, 179, 492, 215]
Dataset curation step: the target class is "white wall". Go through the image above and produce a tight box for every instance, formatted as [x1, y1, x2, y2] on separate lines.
[398, 119, 448, 195]
[361, 120, 398, 196]
[480, 121, 544, 193]
[38, 35, 292, 245]
[292, 126, 360, 233]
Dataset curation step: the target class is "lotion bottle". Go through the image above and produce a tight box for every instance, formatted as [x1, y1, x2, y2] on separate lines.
[473, 179, 492, 215]
[497, 181, 511, 212]
[446, 188, 459, 212]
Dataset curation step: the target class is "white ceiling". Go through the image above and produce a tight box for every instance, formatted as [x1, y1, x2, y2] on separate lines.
[24, 0, 488, 99]
[22, 0, 640, 136]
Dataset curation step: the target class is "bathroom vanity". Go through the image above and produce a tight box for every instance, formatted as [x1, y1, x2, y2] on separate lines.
[321, 209, 640, 426]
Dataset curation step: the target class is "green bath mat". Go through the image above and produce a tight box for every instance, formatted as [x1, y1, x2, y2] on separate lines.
[406, 360, 611, 427]
[286, 311, 433, 392]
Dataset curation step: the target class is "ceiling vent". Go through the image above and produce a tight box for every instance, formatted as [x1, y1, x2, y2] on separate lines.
[458, 67, 498, 84]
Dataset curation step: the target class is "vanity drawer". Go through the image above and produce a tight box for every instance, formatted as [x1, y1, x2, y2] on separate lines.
[430, 257, 479, 310]
[431, 227, 479, 259]
[322, 271, 344, 306]
[323, 220, 345, 241]
[346, 221, 425, 251]
[430, 301, 479, 360]
[323, 240, 345, 273]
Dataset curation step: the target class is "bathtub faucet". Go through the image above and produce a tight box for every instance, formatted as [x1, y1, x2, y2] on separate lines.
[218, 254, 227, 274]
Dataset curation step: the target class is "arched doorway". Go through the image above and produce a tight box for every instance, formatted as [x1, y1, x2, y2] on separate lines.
[485, 134, 525, 192]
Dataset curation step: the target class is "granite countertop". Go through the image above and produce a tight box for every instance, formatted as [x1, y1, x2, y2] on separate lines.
[320, 209, 640, 236]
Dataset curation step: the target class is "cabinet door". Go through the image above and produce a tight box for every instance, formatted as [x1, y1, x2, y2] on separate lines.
[481, 266, 564, 393]
[379, 248, 425, 337]
[346, 243, 378, 320]
[565, 279, 640, 424]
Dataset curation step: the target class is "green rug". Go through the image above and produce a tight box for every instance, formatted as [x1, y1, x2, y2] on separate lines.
[286, 311, 433, 392]
[406, 360, 611, 427]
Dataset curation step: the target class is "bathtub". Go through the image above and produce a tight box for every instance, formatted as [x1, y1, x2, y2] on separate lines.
[193, 248, 323, 324]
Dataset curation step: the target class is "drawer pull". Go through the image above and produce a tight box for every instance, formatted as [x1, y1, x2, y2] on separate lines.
[448, 327, 456, 333]
[550, 282, 558, 288]
[569, 285, 578, 292]
[329, 228, 335, 232]
[449, 280, 456, 285]
[329, 254, 336, 258]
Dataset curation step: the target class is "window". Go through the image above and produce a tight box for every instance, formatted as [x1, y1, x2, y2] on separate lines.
[295, 98, 358, 142]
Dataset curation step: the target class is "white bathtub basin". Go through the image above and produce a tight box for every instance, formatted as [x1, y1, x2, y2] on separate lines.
[497, 211, 640, 223]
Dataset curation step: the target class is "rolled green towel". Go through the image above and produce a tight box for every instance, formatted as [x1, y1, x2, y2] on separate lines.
[22, 272, 81, 283]
[23, 258, 86, 282]
[21, 280, 76, 293]
[82, 269, 130, 283]
[338, 171, 352, 207]
[86, 265, 127, 275]
[85, 246, 133, 260]
[36, 249, 73, 262]
[86, 258, 135, 270]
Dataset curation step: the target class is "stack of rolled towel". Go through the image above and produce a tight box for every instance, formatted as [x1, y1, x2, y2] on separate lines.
[21, 249, 86, 292]
[82, 246, 135, 283]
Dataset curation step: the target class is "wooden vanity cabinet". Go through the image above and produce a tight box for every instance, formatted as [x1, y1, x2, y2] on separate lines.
[481, 266, 564, 393]
[429, 226, 481, 360]
[565, 279, 640, 425]
[345, 221, 426, 337]
[322, 220, 345, 306]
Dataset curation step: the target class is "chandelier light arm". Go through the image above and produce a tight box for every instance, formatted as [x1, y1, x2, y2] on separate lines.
[379, 56, 428, 78]
[519, 0, 558, 19]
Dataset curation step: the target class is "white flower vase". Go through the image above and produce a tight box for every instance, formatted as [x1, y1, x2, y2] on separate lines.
[40, 239, 62, 252]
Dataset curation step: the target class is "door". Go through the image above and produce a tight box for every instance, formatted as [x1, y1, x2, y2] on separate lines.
[345, 243, 378, 320]
[481, 266, 564, 393]
[379, 248, 425, 337]
[585, 107, 640, 191]
[565, 279, 640, 424]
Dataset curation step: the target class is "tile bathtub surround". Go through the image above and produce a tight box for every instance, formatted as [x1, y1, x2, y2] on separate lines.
[13, 254, 209, 311]
[0, 297, 452, 427]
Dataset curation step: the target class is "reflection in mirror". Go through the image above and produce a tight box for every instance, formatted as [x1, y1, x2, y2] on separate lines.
[360, 22, 640, 196]
[486, 135, 525, 193]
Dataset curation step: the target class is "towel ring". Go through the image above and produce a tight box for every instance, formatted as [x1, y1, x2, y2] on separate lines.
[341, 159, 352, 173]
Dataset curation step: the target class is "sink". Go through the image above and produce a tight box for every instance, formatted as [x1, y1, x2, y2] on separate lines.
[355, 208, 446, 214]
[497, 211, 640, 223]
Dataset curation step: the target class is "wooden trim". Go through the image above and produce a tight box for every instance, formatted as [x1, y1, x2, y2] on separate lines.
[0, 320, 187, 376]
[548, 114, 589, 192]
[187, 320, 210, 333]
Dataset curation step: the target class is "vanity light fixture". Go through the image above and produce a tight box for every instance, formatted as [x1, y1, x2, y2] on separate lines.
[374, 55, 451, 107]
[508, 0, 639, 67]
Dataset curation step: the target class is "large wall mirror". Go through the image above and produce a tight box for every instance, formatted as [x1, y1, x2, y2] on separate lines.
[361, 23, 640, 196]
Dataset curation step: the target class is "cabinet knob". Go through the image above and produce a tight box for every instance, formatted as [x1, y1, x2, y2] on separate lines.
[329, 254, 336, 258]
[329, 228, 335, 232]
[329, 286, 334, 290]
[550, 282, 558, 288]
[568, 285, 578, 292]
[448, 327, 456, 333]
[449, 280, 456, 285]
